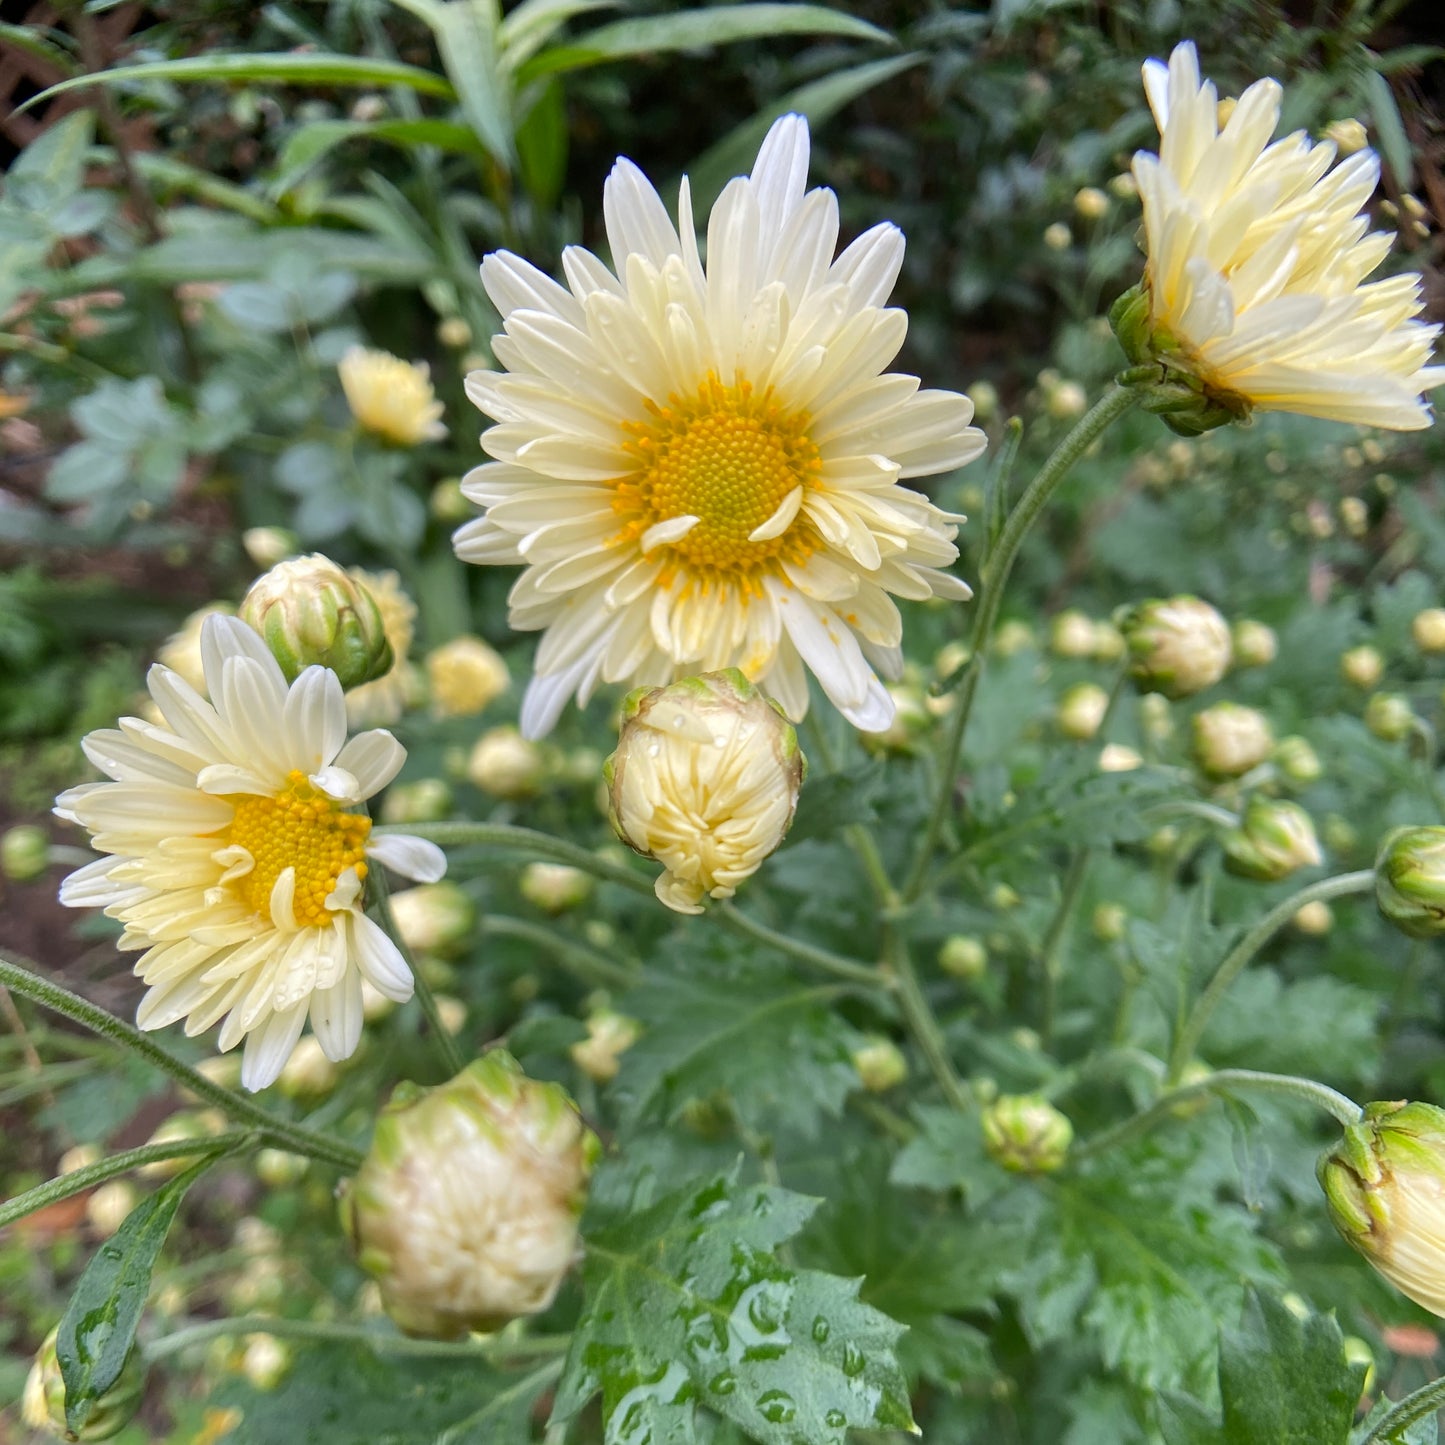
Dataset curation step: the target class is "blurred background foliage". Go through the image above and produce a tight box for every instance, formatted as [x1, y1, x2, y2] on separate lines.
[2, 0, 1445, 1441]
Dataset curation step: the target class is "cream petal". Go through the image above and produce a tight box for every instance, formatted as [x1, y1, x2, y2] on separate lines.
[240, 1001, 308, 1091]
[366, 833, 448, 883]
[332, 730, 406, 798]
[310, 966, 363, 1063]
[348, 911, 415, 1001]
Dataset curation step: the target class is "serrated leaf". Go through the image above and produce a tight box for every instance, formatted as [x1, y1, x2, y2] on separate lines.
[556, 1171, 914, 1444]
[889, 1104, 1013, 1206]
[57, 1154, 220, 1432]
[785, 758, 884, 845]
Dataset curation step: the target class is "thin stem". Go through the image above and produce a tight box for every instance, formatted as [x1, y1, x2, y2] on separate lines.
[1074, 1067, 1363, 1162]
[372, 875, 465, 1078]
[0, 1132, 258, 1231]
[905, 384, 1141, 901]
[0, 951, 363, 1173]
[143, 1314, 572, 1363]
[1167, 871, 1375, 1082]
[1039, 848, 1094, 1047]
[480, 916, 638, 992]
[1360, 1376, 1445, 1444]
[714, 904, 885, 991]
[377, 822, 652, 896]
[884, 931, 971, 1113]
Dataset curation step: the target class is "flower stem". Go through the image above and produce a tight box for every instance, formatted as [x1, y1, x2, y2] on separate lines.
[1359, 1376, 1445, 1444]
[1073, 1067, 1363, 1162]
[1166, 870, 1376, 1082]
[0, 951, 363, 1172]
[375, 821, 652, 896]
[480, 915, 638, 991]
[0, 1131, 258, 1231]
[905, 383, 1141, 901]
[714, 903, 885, 990]
[1039, 847, 1094, 1047]
[884, 930, 971, 1112]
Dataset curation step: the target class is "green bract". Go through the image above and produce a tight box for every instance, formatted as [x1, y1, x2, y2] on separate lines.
[1376, 827, 1445, 939]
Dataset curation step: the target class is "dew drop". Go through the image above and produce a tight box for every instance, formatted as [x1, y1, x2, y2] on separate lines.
[811, 1316, 830, 1343]
[747, 1290, 782, 1335]
[825, 1409, 847, 1428]
[757, 1389, 796, 1424]
[841, 1342, 867, 1377]
[709, 1371, 737, 1396]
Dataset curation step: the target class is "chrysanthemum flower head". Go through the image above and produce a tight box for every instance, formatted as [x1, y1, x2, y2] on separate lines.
[1115, 41, 1444, 432]
[55, 616, 446, 1090]
[455, 114, 985, 737]
[338, 346, 447, 446]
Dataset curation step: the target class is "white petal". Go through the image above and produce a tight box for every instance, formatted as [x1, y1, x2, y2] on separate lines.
[349, 911, 415, 1001]
[283, 667, 347, 771]
[309, 765, 362, 803]
[366, 833, 448, 883]
[240, 1002, 308, 1091]
[309, 967, 363, 1063]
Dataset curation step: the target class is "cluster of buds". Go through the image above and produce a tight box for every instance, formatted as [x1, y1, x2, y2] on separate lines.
[1376, 827, 1445, 939]
[1119, 595, 1232, 699]
[605, 671, 805, 914]
[23, 1326, 144, 1441]
[341, 1052, 598, 1338]
[982, 1094, 1073, 1173]
[1221, 798, 1322, 882]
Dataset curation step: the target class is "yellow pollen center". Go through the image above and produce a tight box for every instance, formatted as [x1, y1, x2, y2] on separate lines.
[226, 771, 371, 927]
[613, 372, 820, 581]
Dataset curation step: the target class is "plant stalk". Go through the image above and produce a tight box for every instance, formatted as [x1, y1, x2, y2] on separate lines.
[1359, 1376, 1445, 1444]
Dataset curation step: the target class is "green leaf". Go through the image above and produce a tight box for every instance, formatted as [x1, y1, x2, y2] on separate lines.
[499, 0, 616, 69]
[6, 109, 93, 211]
[128, 152, 281, 222]
[56, 1155, 219, 1432]
[889, 1105, 1014, 1206]
[686, 54, 920, 213]
[555, 1170, 915, 1443]
[1364, 68, 1413, 189]
[785, 759, 884, 846]
[271, 118, 486, 194]
[1353, 1397, 1440, 1445]
[516, 78, 570, 210]
[19, 53, 455, 118]
[521, 3, 891, 81]
[0, 21, 80, 76]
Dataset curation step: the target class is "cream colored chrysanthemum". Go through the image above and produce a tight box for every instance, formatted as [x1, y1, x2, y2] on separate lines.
[1128, 42, 1443, 429]
[338, 346, 447, 446]
[344, 568, 418, 726]
[454, 114, 985, 737]
[55, 616, 447, 1090]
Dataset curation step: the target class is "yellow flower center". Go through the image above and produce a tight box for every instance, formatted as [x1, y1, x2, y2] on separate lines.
[227, 771, 371, 926]
[613, 373, 820, 585]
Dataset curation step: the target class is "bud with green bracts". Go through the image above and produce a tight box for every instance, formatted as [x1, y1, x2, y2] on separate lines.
[1273, 735, 1322, 787]
[239, 555, 392, 688]
[1, 824, 49, 882]
[340, 1052, 598, 1339]
[605, 670, 805, 915]
[1118, 595, 1232, 700]
[1364, 692, 1415, 743]
[1318, 1101, 1445, 1317]
[1192, 702, 1274, 778]
[1376, 827, 1445, 939]
[23, 1325, 144, 1441]
[982, 1094, 1073, 1174]
[1222, 797, 1323, 882]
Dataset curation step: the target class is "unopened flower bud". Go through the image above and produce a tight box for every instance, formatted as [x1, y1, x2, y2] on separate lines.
[1293, 899, 1334, 935]
[993, 620, 1036, 656]
[255, 1149, 308, 1187]
[23, 1325, 144, 1441]
[139, 1112, 221, 1179]
[341, 1052, 598, 1338]
[1222, 797, 1322, 881]
[991, 882, 1022, 911]
[570, 1009, 640, 1083]
[939, 934, 987, 980]
[1324, 118, 1369, 155]
[1341, 645, 1385, 690]
[467, 726, 545, 798]
[519, 862, 593, 915]
[388, 882, 475, 958]
[1091, 620, 1126, 662]
[380, 778, 453, 825]
[1377, 827, 1445, 938]
[1046, 380, 1087, 420]
[87, 1180, 137, 1238]
[240, 555, 393, 688]
[1412, 609, 1445, 654]
[1092, 903, 1128, 942]
[982, 1094, 1073, 1173]
[1043, 221, 1072, 251]
[852, 1036, 908, 1093]
[966, 380, 999, 423]
[1074, 186, 1109, 220]
[1, 824, 49, 882]
[426, 635, 509, 718]
[1050, 609, 1098, 659]
[242, 1334, 291, 1391]
[428, 477, 469, 524]
[436, 317, 472, 349]
[1098, 743, 1142, 772]
[1319, 1100, 1445, 1317]
[338, 346, 446, 446]
[1192, 702, 1274, 778]
[1273, 735, 1322, 787]
[1139, 692, 1173, 742]
[605, 670, 805, 915]
[1120, 596, 1232, 699]
[240, 526, 297, 570]
[1057, 682, 1110, 740]
[1365, 692, 1415, 742]
[1230, 619, 1277, 669]
[1339, 495, 1369, 537]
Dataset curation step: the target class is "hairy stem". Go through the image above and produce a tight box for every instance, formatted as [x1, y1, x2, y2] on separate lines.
[714, 903, 885, 990]
[480, 916, 638, 991]
[1359, 1375, 1445, 1444]
[884, 931, 971, 1112]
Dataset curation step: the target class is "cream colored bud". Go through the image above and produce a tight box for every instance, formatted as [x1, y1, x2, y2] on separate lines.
[1230, 619, 1277, 670]
[1050, 610, 1098, 659]
[341, 1052, 598, 1338]
[852, 1036, 909, 1093]
[1341, 645, 1385, 690]
[991, 882, 1022, 911]
[966, 379, 999, 423]
[24, 1325, 144, 1440]
[935, 640, 971, 679]
[570, 1009, 641, 1083]
[1365, 692, 1415, 742]
[429, 477, 470, 523]
[239, 555, 393, 688]
[87, 1180, 138, 1238]
[380, 778, 453, 825]
[434, 995, 467, 1036]
[1120, 596, 1232, 699]
[1057, 682, 1110, 740]
[519, 862, 593, 915]
[242, 1334, 291, 1391]
[256, 1149, 308, 1187]
[1192, 703, 1274, 778]
[1222, 797, 1323, 882]
[1092, 903, 1127, 942]
[467, 726, 545, 798]
[1, 824, 49, 882]
[1046, 380, 1087, 419]
[338, 345, 446, 446]
[139, 1112, 221, 1179]
[982, 1094, 1073, 1173]
[1324, 118, 1369, 155]
[241, 526, 297, 569]
[426, 635, 509, 718]
[1108, 171, 1138, 198]
[1293, 900, 1334, 935]
[388, 881, 476, 958]
[1413, 609, 1445, 654]
[60, 1144, 101, 1175]
[605, 670, 805, 914]
[1139, 691, 1174, 742]
[1099, 744, 1142, 773]
[436, 316, 472, 349]
[939, 934, 987, 980]
[1091, 620, 1126, 662]
[1339, 495, 1369, 537]
[1043, 222, 1072, 251]
[994, 620, 1036, 657]
[1074, 186, 1109, 219]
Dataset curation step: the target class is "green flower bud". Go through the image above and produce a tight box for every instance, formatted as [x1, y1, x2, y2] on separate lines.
[1056, 682, 1110, 740]
[1092, 903, 1128, 942]
[1341, 645, 1385, 690]
[993, 620, 1036, 657]
[1, 824, 49, 882]
[1230, 619, 1277, 669]
[1318, 1100, 1445, 1317]
[1274, 735, 1323, 787]
[239, 555, 393, 688]
[1364, 692, 1415, 743]
[1119, 595, 1232, 699]
[341, 1052, 598, 1338]
[938, 934, 987, 981]
[1412, 608, 1445, 654]
[379, 778, 454, 826]
[1376, 827, 1445, 939]
[1192, 702, 1274, 778]
[388, 882, 476, 959]
[519, 862, 593, 915]
[851, 1036, 909, 1093]
[1222, 798, 1323, 882]
[605, 670, 805, 915]
[23, 1325, 144, 1440]
[982, 1094, 1073, 1174]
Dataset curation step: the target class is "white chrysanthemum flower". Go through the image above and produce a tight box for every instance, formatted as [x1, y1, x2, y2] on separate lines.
[454, 114, 985, 737]
[338, 346, 447, 446]
[55, 616, 447, 1091]
[1127, 41, 1444, 429]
